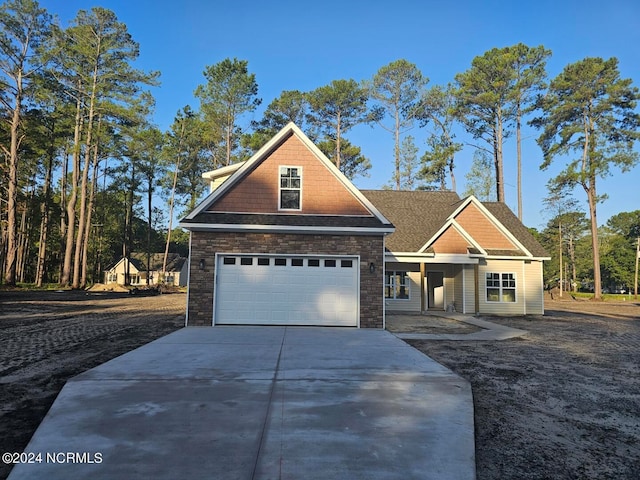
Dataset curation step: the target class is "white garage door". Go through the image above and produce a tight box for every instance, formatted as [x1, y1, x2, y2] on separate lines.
[214, 254, 359, 326]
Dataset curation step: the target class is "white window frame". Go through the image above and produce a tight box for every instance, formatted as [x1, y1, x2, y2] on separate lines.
[486, 272, 516, 303]
[385, 270, 410, 300]
[278, 165, 302, 211]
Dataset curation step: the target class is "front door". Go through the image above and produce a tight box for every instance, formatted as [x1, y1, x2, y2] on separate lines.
[426, 271, 444, 310]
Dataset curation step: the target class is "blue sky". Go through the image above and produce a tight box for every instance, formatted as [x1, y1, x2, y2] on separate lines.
[39, 0, 640, 230]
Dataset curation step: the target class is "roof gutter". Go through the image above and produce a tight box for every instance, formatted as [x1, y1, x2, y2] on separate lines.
[178, 222, 396, 236]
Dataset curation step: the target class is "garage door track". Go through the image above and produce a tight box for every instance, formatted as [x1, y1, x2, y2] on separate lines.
[9, 327, 475, 480]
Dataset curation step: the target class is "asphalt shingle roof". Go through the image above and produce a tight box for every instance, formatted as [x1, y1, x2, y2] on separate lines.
[362, 190, 549, 258]
[181, 212, 390, 229]
[362, 190, 462, 252]
[482, 202, 549, 258]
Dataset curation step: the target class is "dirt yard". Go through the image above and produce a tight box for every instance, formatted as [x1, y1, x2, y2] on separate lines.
[1, 291, 639, 479]
[0, 290, 185, 480]
[410, 298, 640, 480]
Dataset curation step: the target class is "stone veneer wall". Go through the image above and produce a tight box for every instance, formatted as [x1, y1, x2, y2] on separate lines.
[187, 231, 384, 328]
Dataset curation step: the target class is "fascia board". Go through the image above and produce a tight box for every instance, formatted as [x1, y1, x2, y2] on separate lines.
[185, 126, 298, 220]
[186, 123, 392, 225]
[201, 162, 245, 179]
[287, 123, 393, 226]
[418, 219, 486, 255]
[470, 254, 552, 261]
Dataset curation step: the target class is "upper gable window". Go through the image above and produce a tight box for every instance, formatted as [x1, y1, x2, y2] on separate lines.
[279, 166, 302, 210]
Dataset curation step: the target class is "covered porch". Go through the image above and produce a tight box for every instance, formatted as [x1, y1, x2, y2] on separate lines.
[384, 255, 478, 315]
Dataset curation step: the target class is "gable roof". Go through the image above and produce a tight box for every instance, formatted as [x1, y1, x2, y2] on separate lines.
[130, 253, 187, 272]
[361, 190, 462, 252]
[105, 254, 187, 273]
[483, 202, 549, 258]
[362, 190, 549, 259]
[180, 123, 393, 234]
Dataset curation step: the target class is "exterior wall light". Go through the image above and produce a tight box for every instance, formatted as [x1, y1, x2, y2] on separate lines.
[369, 262, 376, 274]
[199, 259, 206, 270]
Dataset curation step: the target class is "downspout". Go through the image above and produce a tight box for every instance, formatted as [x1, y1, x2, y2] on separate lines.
[382, 238, 386, 330]
[522, 261, 527, 315]
[420, 262, 426, 313]
[474, 264, 479, 315]
[184, 231, 192, 327]
[462, 266, 466, 314]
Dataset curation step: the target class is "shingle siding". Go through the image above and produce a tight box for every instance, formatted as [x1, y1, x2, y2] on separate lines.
[210, 134, 370, 216]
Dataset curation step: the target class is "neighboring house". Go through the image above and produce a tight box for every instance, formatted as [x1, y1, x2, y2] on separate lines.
[179, 123, 549, 328]
[104, 253, 188, 287]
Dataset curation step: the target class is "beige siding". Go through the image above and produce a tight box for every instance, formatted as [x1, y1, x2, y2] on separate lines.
[453, 265, 474, 313]
[443, 264, 455, 309]
[463, 265, 476, 314]
[210, 174, 232, 192]
[478, 259, 526, 315]
[385, 262, 421, 312]
[524, 260, 545, 314]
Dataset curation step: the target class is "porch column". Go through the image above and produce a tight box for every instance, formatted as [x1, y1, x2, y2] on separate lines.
[420, 262, 426, 312]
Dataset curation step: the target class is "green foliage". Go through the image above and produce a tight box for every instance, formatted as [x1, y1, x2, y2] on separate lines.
[532, 56, 640, 297]
[455, 47, 516, 202]
[316, 136, 371, 180]
[243, 90, 308, 153]
[534, 57, 640, 182]
[306, 79, 369, 170]
[194, 58, 261, 166]
[606, 210, 640, 239]
[463, 150, 496, 201]
[162, 106, 209, 211]
[417, 84, 462, 191]
[368, 59, 428, 189]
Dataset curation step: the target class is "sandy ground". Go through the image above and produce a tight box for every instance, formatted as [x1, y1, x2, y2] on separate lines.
[1, 291, 639, 479]
[409, 298, 640, 480]
[0, 290, 185, 480]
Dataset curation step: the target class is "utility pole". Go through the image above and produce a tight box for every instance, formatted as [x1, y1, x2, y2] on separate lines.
[634, 237, 639, 300]
[559, 222, 563, 298]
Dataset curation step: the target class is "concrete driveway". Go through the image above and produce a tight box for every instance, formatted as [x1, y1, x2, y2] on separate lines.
[9, 327, 475, 480]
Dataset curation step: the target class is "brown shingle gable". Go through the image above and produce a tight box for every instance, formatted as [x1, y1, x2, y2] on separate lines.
[482, 202, 550, 258]
[361, 190, 461, 251]
[362, 191, 549, 258]
[209, 133, 371, 216]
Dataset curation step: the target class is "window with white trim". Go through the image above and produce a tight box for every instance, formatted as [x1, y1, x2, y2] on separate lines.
[279, 166, 301, 210]
[486, 272, 516, 302]
[385, 271, 410, 299]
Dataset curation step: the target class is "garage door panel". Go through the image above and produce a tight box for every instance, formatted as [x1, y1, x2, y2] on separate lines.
[215, 255, 358, 326]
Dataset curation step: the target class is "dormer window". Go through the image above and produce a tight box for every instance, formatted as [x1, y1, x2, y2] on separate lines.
[279, 166, 302, 210]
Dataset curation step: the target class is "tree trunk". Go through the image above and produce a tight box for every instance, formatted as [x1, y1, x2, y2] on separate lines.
[123, 188, 130, 286]
[36, 133, 55, 287]
[586, 181, 601, 300]
[17, 200, 28, 283]
[163, 120, 186, 279]
[558, 222, 563, 298]
[582, 114, 601, 300]
[4, 72, 22, 286]
[568, 234, 577, 293]
[73, 63, 99, 289]
[516, 108, 523, 220]
[394, 110, 401, 190]
[61, 90, 84, 287]
[81, 117, 102, 287]
[58, 147, 69, 283]
[146, 170, 152, 286]
[495, 114, 505, 203]
[335, 113, 342, 171]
